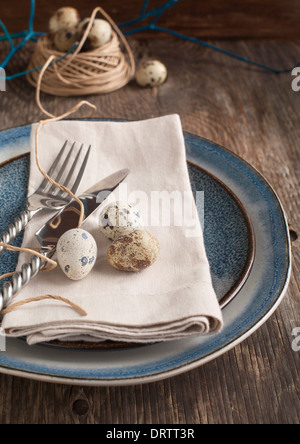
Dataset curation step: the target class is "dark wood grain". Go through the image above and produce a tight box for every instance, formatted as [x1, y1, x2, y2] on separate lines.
[0, 36, 299, 424]
[0, 0, 299, 39]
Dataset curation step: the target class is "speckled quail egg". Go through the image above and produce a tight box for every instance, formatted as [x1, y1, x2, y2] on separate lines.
[136, 60, 168, 87]
[57, 228, 97, 281]
[78, 18, 112, 50]
[107, 230, 160, 272]
[99, 201, 144, 241]
[49, 7, 81, 34]
[53, 28, 78, 52]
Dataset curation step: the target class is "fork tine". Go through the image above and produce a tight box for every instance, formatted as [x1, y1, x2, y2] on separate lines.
[56, 144, 83, 196]
[48, 142, 75, 194]
[38, 140, 68, 192]
[69, 145, 91, 194]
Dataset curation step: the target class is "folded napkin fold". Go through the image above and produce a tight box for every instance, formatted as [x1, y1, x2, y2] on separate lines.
[2, 115, 223, 345]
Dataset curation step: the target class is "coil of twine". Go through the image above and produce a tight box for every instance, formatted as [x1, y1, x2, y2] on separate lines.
[25, 6, 135, 96]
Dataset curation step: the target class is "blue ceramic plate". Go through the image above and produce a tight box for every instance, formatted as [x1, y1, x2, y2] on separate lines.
[0, 124, 291, 385]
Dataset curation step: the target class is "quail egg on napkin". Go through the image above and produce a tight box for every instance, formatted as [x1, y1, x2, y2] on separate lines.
[57, 228, 97, 281]
[99, 201, 144, 241]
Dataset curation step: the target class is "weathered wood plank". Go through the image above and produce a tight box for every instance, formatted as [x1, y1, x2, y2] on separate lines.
[0, 38, 299, 424]
[0, 0, 299, 39]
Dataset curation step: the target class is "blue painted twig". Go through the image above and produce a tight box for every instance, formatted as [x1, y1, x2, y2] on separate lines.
[0, 0, 298, 79]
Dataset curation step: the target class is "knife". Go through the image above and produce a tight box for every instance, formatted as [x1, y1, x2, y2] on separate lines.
[0, 168, 130, 311]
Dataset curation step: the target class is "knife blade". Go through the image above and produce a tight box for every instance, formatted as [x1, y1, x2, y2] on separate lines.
[36, 168, 130, 251]
[0, 168, 130, 308]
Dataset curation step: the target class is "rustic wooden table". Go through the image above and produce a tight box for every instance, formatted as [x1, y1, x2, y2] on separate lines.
[0, 38, 299, 424]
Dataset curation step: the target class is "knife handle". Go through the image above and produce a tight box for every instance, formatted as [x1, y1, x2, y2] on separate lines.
[0, 210, 34, 256]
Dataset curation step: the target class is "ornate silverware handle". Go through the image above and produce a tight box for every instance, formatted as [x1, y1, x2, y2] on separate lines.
[0, 246, 54, 312]
[0, 209, 36, 256]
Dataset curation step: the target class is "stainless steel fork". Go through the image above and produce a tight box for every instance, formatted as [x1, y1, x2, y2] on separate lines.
[0, 140, 91, 255]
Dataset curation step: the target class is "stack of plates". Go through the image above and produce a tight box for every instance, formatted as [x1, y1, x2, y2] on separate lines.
[0, 123, 291, 386]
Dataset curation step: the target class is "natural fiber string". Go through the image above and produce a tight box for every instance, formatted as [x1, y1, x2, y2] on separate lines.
[0, 244, 57, 275]
[34, 56, 97, 230]
[33, 59, 96, 230]
[26, 6, 135, 96]
[1, 296, 87, 317]
[0, 245, 87, 317]
[0, 54, 99, 318]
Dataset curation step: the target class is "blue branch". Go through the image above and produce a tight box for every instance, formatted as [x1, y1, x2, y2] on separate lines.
[28, 0, 35, 32]
[119, 0, 178, 29]
[0, 31, 28, 41]
[0, 20, 14, 50]
[152, 26, 287, 74]
[0, 0, 297, 78]
[1, 44, 77, 80]
[141, 0, 149, 15]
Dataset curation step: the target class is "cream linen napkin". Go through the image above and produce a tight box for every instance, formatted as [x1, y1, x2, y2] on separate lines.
[2, 115, 223, 345]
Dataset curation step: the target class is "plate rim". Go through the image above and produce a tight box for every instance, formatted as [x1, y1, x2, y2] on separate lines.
[0, 123, 292, 386]
[187, 159, 255, 310]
